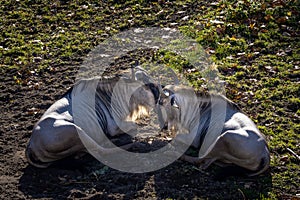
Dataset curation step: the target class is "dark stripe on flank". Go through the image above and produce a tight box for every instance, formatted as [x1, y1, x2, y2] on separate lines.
[95, 88, 111, 136]
[197, 101, 212, 148]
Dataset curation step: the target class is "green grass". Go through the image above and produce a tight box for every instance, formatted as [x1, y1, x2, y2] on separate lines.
[1, 0, 299, 198]
[183, 1, 300, 198]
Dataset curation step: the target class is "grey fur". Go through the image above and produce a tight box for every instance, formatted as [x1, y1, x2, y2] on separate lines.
[26, 75, 157, 168]
[159, 85, 270, 176]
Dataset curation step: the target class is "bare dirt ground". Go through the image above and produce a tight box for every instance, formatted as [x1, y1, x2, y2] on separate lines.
[1, 0, 299, 198]
[0, 64, 274, 200]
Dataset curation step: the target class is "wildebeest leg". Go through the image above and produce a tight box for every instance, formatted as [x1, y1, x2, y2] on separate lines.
[26, 117, 86, 168]
[76, 131, 134, 156]
[197, 130, 270, 175]
[26, 117, 134, 168]
[180, 154, 217, 169]
[182, 130, 269, 174]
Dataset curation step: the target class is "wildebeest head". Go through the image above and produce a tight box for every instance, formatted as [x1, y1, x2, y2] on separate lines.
[125, 67, 161, 120]
[134, 70, 160, 104]
[158, 85, 199, 135]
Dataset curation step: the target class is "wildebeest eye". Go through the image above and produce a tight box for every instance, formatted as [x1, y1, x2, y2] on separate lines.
[170, 95, 179, 108]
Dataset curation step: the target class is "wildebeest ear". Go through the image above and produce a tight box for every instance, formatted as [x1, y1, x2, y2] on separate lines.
[145, 83, 160, 104]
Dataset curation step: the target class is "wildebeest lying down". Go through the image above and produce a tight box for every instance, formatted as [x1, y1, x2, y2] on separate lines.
[158, 85, 270, 176]
[26, 73, 159, 168]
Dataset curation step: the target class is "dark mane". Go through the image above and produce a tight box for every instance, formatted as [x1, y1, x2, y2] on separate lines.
[62, 75, 136, 100]
[69, 75, 139, 135]
[72, 75, 139, 94]
[195, 91, 241, 111]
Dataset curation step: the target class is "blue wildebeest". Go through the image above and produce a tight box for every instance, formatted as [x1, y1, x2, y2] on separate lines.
[26, 71, 159, 168]
[158, 85, 270, 176]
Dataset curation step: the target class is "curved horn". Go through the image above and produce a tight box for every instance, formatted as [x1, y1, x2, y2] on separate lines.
[168, 68, 180, 85]
[131, 67, 135, 80]
[131, 61, 140, 80]
[131, 62, 156, 84]
[156, 104, 165, 129]
[158, 76, 167, 98]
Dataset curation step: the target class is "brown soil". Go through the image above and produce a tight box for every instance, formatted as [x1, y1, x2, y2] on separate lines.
[0, 64, 272, 200]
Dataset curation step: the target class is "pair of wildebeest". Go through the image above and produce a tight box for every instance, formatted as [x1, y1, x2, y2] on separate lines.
[26, 68, 270, 176]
